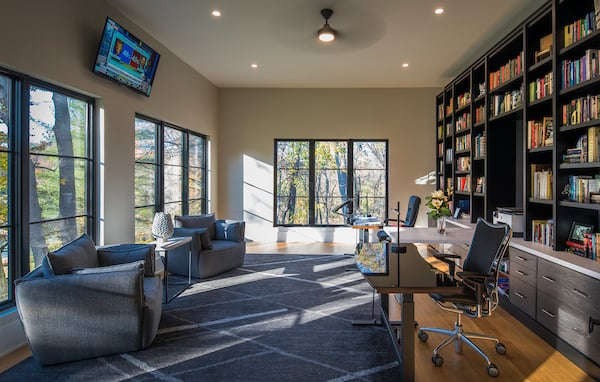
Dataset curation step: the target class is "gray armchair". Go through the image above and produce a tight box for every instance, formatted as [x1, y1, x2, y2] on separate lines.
[15, 234, 162, 365]
[168, 214, 246, 278]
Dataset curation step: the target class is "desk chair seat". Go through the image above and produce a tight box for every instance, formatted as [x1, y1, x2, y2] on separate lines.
[417, 218, 511, 377]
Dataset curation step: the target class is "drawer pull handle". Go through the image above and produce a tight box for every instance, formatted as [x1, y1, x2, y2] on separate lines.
[572, 327, 586, 336]
[542, 309, 556, 318]
[542, 275, 555, 283]
[514, 292, 525, 299]
[515, 256, 527, 261]
[516, 270, 527, 276]
[572, 288, 588, 298]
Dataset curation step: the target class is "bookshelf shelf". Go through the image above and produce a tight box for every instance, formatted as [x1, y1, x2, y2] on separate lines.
[455, 128, 471, 136]
[558, 119, 600, 133]
[559, 161, 600, 169]
[558, 28, 600, 56]
[559, 200, 600, 210]
[488, 106, 524, 122]
[455, 149, 470, 155]
[529, 198, 554, 205]
[474, 94, 486, 103]
[528, 95, 552, 107]
[528, 55, 552, 73]
[559, 76, 600, 96]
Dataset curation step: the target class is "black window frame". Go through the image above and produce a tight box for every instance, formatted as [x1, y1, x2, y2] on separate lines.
[273, 138, 389, 227]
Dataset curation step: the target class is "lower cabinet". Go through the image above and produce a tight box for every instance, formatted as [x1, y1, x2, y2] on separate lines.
[508, 248, 537, 318]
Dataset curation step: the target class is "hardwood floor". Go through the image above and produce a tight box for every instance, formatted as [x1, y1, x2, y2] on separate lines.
[1, 241, 595, 381]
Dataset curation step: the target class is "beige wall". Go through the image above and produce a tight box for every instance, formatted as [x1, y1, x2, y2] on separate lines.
[218, 88, 439, 241]
[0, 0, 218, 244]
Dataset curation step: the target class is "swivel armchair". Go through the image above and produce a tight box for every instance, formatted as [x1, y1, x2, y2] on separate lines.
[417, 218, 511, 377]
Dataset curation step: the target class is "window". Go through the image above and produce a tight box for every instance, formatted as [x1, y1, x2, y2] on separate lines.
[275, 139, 388, 226]
[0, 68, 96, 307]
[134, 115, 207, 242]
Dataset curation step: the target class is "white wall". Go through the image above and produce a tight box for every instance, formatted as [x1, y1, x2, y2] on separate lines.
[218, 88, 439, 242]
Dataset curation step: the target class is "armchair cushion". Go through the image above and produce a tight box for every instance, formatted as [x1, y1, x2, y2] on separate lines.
[44, 234, 99, 276]
[97, 244, 156, 277]
[173, 227, 213, 250]
[175, 214, 216, 239]
[73, 260, 144, 275]
[215, 220, 245, 242]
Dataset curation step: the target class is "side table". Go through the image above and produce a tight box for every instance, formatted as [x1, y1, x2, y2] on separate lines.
[152, 237, 192, 303]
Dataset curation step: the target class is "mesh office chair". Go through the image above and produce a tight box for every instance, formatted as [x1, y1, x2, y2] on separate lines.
[417, 218, 512, 377]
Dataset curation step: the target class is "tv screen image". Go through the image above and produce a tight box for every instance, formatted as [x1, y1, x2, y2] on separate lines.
[93, 17, 160, 96]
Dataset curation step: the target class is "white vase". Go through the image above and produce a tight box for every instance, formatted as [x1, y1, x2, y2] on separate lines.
[152, 212, 174, 241]
[436, 216, 447, 235]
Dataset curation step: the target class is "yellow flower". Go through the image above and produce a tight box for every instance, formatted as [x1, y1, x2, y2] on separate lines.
[432, 190, 445, 199]
[432, 199, 442, 209]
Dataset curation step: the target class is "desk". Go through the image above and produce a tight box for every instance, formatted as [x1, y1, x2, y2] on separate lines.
[358, 229, 472, 381]
[153, 237, 192, 303]
[352, 223, 383, 243]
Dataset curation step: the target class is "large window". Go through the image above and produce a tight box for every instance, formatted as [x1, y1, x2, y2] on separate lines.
[134, 115, 207, 242]
[275, 139, 388, 226]
[0, 69, 96, 306]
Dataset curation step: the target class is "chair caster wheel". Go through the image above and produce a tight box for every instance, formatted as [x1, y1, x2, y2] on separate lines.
[495, 343, 506, 355]
[418, 330, 428, 342]
[487, 363, 499, 377]
[432, 354, 443, 367]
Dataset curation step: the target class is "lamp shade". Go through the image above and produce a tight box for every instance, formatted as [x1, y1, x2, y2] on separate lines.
[318, 23, 335, 42]
[152, 212, 174, 241]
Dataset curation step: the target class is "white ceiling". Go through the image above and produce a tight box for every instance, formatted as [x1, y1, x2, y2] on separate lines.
[107, 0, 548, 88]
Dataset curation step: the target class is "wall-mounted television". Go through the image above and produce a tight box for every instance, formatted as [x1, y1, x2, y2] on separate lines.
[93, 17, 160, 97]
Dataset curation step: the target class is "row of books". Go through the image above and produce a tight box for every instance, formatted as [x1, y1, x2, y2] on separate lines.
[446, 98, 453, 115]
[475, 105, 485, 124]
[489, 51, 523, 91]
[561, 93, 600, 127]
[456, 157, 470, 172]
[438, 142, 443, 156]
[456, 175, 470, 192]
[527, 118, 553, 149]
[531, 164, 552, 200]
[528, 72, 553, 103]
[561, 126, 600, 163]
[437, 103, 444, 120]
[566, 175, 600, 203]
[561, 49, 600, 90]
[489, 87, 523, 118]
[445, 148, 453, 162]
[532, 219, 553, 247]
[446, 122, 453, 136]
[567, 233, 600, 261]
[456, 92, 470, 109]
[455, 112, 471, 132]
[447, 178, 453, 195]
[437, 125, 443, 140]
[563, 11, 597, 49]
[475, 176, 485, 193]
[474, 133, 486, 158]
[455, 133, 470, 151]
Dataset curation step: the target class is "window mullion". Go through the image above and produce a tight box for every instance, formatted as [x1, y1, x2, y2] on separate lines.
[309, 140, 315, 225]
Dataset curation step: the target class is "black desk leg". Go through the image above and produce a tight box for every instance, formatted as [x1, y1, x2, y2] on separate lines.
[399, 293, 415, 381]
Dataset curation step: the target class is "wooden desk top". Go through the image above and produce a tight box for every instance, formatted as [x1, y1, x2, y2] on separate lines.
[384, 226, 474, 244]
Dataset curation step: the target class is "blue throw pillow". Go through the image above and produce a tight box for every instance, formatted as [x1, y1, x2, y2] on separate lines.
[45, 234, 99, 276]
[172, 227, 213, 251]
[215, 220, 245, 242]
[73, 260, 144, 275]
[175, 214, 216, 239]
[97, 244, 156, 277]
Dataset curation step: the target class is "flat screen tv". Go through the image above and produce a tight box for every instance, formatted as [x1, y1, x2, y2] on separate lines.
[93, 17, 160, 97]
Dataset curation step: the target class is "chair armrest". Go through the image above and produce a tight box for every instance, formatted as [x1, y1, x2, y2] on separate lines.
[456, 271, 492, 306]
[433, 253, 462, 278]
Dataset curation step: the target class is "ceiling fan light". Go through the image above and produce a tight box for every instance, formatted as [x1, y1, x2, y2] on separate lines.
[318, 23, 335, 42]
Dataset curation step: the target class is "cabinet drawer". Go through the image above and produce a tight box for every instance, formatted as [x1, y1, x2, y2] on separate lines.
[510, 263, 536, 286]
[537, 259, 600, 318]
[537, 291, 600, 364]
[509, 277, 536, 318]
[509, 248, 537, 272]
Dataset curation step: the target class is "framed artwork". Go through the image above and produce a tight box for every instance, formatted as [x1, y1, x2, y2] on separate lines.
[543, 117, 553, 146]
[568, 222, 594, 245]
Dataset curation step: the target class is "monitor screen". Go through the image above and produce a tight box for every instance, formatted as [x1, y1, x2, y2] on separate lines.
[355, 242, 388, 275]
[93, 17, 160, 97]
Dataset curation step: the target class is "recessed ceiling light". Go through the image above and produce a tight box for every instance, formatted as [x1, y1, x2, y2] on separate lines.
[434, 7, 445, 15]
[211, 9, 222, 17]
[251, 63, 259, 69]
[402, 63, 409, 68]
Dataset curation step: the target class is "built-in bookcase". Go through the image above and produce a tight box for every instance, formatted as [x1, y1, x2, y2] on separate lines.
[435, 0, 600, 255]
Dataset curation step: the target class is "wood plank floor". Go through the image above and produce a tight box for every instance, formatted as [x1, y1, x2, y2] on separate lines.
[1, 241, 595, 381]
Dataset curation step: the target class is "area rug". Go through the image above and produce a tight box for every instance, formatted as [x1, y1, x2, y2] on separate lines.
[2, 253, 401, 381]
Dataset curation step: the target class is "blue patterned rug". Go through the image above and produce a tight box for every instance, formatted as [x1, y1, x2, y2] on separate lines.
[2, 253, 400, 381]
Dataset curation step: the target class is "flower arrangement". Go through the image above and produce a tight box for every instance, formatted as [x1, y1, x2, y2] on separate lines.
[426, 190, 452, 220]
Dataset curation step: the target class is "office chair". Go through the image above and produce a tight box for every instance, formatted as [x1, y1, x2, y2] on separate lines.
[417, 218, 511, 377]
[385, 195, 421, 227]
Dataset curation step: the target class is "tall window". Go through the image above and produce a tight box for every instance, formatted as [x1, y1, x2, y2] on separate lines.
[0, 68, 96, 307]
[134, 115, 207, 242]
[275, 139, 388, 226]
